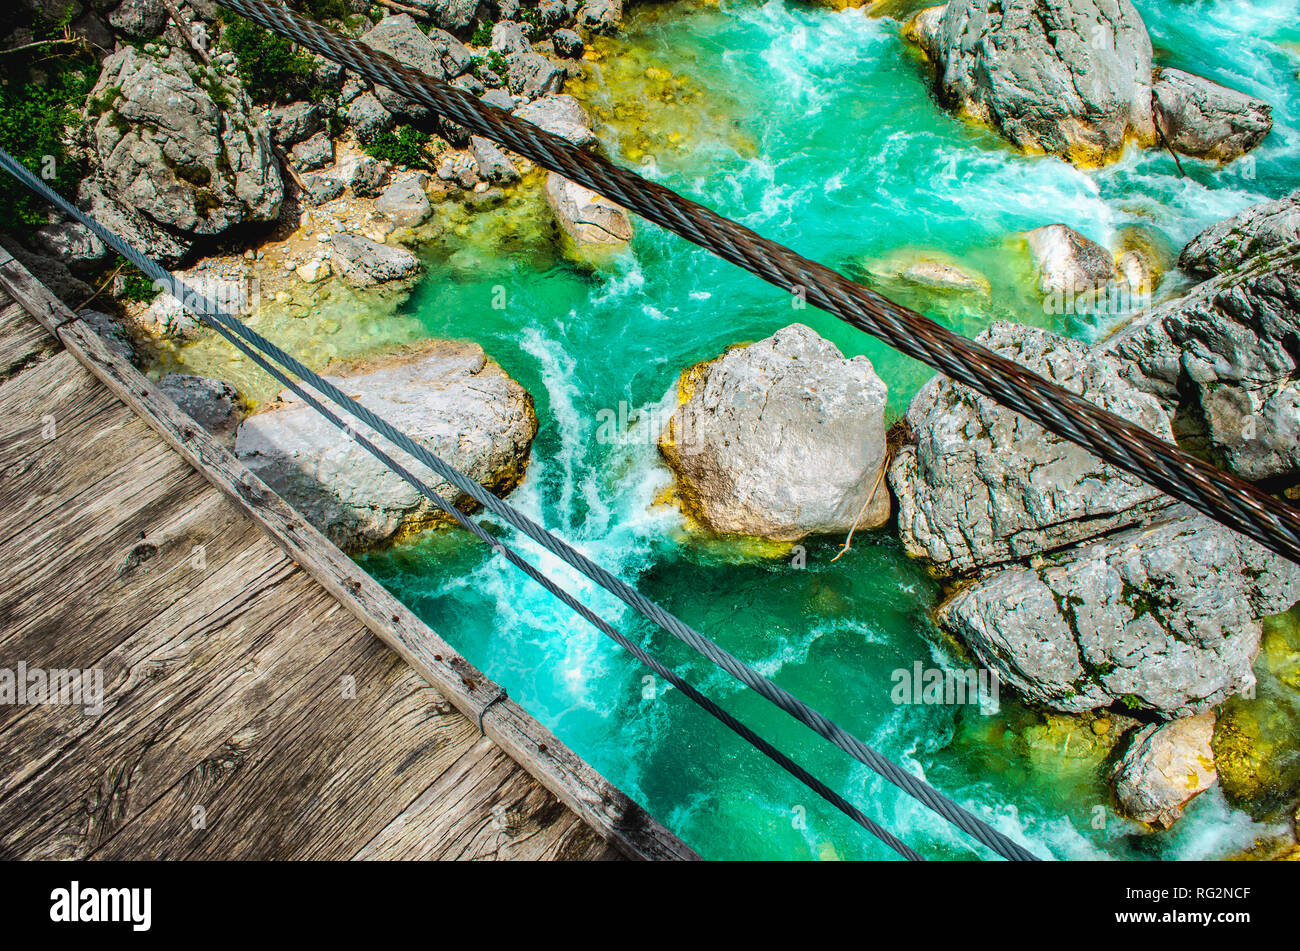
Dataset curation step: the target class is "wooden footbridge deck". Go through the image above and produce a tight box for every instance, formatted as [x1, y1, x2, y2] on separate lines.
[0, 252, 692, 861]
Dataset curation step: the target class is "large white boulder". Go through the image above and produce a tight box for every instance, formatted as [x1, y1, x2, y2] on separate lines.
[235, 341, 538, 551]
[658, 324, 890, 541]
[1111, 712, 1218, 828]
[87, 48, 282, 251]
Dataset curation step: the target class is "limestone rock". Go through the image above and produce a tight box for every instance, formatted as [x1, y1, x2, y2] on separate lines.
[1152, 68, 1272, 163]
[375, 175, 432, 227]
[899, 259, 990, 294]
[300, 171, 346, 206]
[77, 178, 189, 265]
[234, 341, 538, 550]
[491, 20, 531, 56]
[1179, 188, 1300, 278]
[329, 232, 422, 287]
[290, 131, 334, 170]
[889, 322, 1174, 572]
[345, 91, 394, 141]
[470, 135, 519, 184]
[903, 5, 945, 62]
[1112, 713, 1217, 828]
[1105, 244, 1300, 480]
[158, 373, 243, 446]
[936, 508, 1300, 717]
[512, 94, 597, 148]
[33, 220, 108, 273]
[267, 101, 321, 147]
[505, 50, 565, 100]
[87, 48, 282, 245]
[579, 0, 621, 34]
[659, 323, 890, 541]
[544, 171, 632, 262]
[1026, 224, 1118, 296]
[552, 28, 583, 59]
[107, 0, 166, 38]
[914, 0, 1156, 163]
[360, 14, 472, 119]
[417, 0, 484, 34]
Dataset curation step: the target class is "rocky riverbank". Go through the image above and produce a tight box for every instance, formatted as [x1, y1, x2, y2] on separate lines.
[4, 0, 640, 546]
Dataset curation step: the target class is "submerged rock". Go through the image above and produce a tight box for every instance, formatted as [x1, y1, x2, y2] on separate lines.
[329, 232, 422, 287]
[658, 323, 890, 541]
[890, 323, 1174, 572]
[86, 47, 282, 252]
[899, 258, 990, 294]
[1112, 712, 1218, 828]
[1178, 188, 1300, 278]
[1026, 224, 1118, 296]
[936, 508, 1300, 717]
[234, 340, 538, 550]
[912, 0, 1156, 163]
[544, 172, 633, 263]
[1152, 68, 1273, 163]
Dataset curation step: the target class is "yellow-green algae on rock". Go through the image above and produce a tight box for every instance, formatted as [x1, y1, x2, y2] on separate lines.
[1214, 607, 1300, 818]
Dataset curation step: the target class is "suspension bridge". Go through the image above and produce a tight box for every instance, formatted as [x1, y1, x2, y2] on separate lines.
[2, 0, 1294, 861]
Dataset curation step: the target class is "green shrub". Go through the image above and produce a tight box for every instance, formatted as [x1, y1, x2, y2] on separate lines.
[517, 7, 546, 41]
[360, 126, 436, 169]
[118, 260, 161, 302]
[471, 21, 494, 47]
[297, 0, 353, 21]
[0, 16, 94, 230]
[219, 12, 316, 104]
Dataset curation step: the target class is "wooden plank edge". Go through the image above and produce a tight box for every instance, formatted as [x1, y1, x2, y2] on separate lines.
[0, 252, 699, 862]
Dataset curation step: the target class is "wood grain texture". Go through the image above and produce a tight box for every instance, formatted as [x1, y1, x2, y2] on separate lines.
[0, 258, 696, 861]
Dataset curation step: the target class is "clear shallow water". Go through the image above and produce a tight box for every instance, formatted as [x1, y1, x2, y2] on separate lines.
[356, 0, 1300, 859]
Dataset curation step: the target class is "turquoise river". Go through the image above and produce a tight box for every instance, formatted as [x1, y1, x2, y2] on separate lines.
[347, 0, 1300, 859]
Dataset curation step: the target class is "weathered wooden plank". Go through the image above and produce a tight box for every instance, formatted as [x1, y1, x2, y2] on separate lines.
[89, 640, 471, 859]
[0, 254, 697, 861]
[356, 741, 620, 861]
[0, 488, 256, 738]
[92, 640, 611, 861]
[0, 550, 358, 858]
[0, 295, 59, 383]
